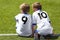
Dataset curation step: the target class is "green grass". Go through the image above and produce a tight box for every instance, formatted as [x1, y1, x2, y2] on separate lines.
[0, 0, 60, 40]
[0, 36, 33, 40]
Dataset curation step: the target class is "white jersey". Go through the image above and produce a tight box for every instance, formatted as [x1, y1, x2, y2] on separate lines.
[15, 13, 32, 36]
[32, 10, 53, 35]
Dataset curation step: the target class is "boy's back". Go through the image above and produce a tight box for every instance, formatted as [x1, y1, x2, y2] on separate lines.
[32, 10, 53, 35]
[15, 13, 32, 36]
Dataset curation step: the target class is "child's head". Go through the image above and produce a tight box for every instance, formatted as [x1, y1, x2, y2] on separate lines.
[20, 3, 30, 13]
[32, 2, 42, 11]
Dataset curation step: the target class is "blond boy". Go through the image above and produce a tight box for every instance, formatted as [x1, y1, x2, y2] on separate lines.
[15, 3, 32, 37]
[32, 2, 53, 40]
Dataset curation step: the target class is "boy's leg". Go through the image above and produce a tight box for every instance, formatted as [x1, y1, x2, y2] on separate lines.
[38, 34, 40, 40]
[34, 33, 38, 40]
[46, 39, 50, 40]
[34, 30, 40, 40]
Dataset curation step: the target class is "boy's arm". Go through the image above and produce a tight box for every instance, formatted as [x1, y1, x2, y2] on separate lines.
[32, 25, 36, 37]
[32, 25, 34, 37]
[31, 14, 37, 37]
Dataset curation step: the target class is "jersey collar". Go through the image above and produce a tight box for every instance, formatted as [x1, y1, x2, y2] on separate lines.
[36, 10, 41, 12]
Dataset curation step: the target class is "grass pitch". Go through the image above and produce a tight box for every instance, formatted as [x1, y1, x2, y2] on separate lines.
[0, 0, 60, 40]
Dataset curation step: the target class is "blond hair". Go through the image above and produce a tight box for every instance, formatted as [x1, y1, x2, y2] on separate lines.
[20, 3, 30, 12]
[32, 2, 42, 10]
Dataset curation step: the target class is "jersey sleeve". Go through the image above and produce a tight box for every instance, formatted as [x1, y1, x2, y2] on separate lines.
[32, 13, 37, 26]
[15, 15, 19, 22]
[47, 14, 50, 21]
[15, 15, 18, 20]
[45, 12, 51, 23]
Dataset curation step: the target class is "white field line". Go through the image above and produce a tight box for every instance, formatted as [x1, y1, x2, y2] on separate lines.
[0, 34, 18, 36]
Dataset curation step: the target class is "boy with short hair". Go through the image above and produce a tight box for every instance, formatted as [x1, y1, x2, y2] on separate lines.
[32, 2, 53, 40]
[15, 3, 32, 37]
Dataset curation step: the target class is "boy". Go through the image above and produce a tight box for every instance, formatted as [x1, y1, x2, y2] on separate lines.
[32, 2, 53, 40]
[15, 3, 32, 37]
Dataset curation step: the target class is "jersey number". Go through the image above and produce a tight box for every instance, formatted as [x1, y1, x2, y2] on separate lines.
[38, 12, 47, 19]
[22, 16, 28, 24]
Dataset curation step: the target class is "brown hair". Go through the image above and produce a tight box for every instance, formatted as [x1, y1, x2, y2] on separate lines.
[20, 3, 30, 12]
[32, 2, 42, 10]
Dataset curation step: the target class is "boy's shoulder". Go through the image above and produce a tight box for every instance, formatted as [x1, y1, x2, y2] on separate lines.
[15, 13, 31, 18]
[32, 10, 48, 16]
[32, 10, 41, 15]
[15, 13, 22, 18]
[33, 10, 47, 13]
[42, 11, 47, 14]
